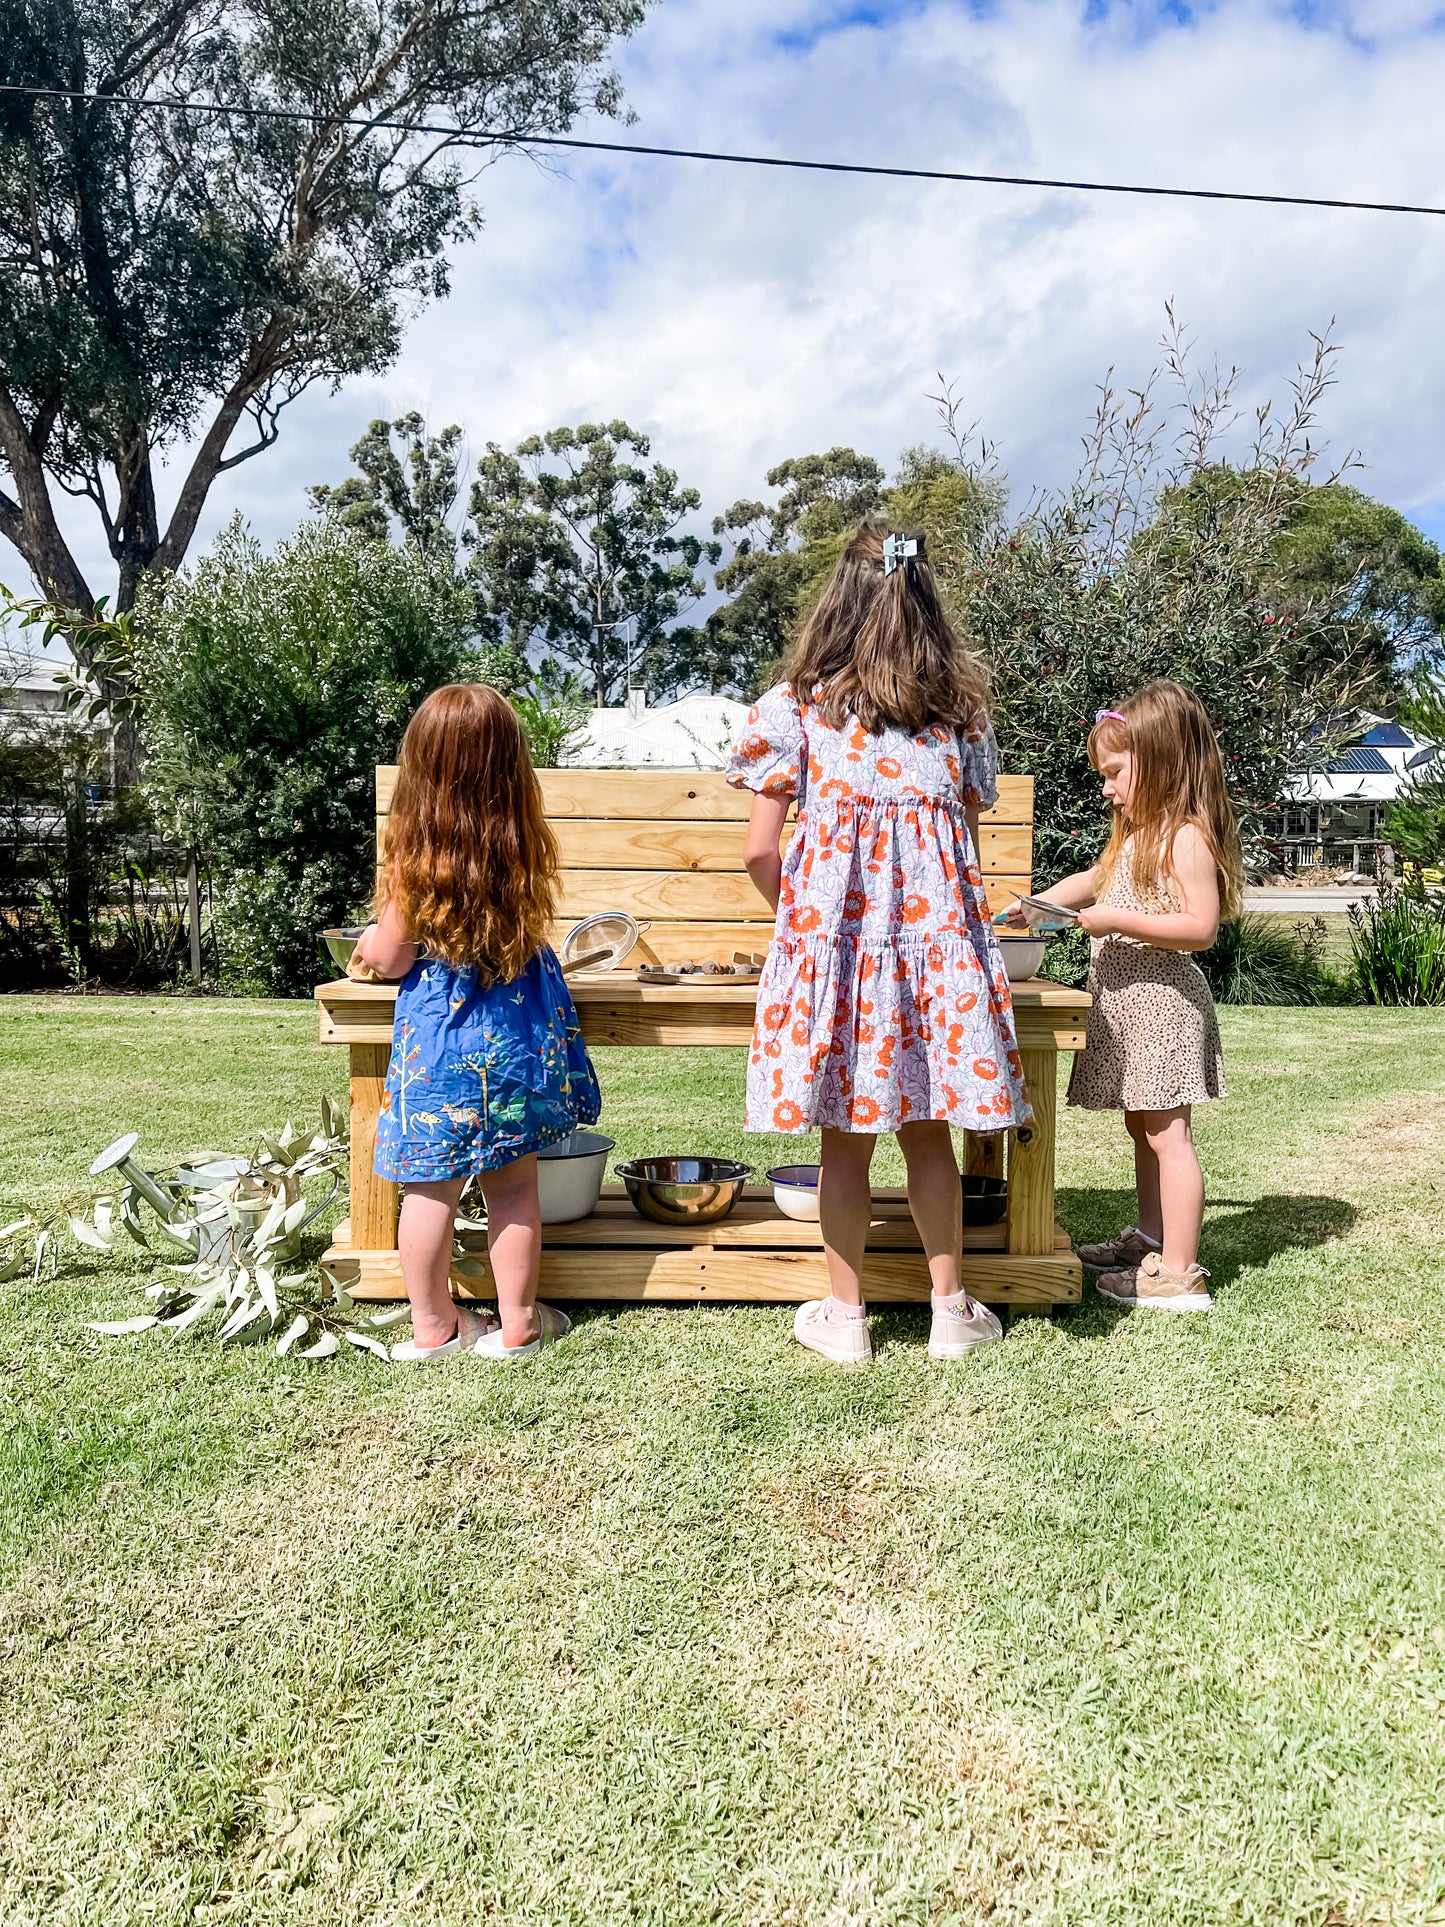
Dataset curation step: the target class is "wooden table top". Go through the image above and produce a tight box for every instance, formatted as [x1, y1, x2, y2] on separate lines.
[315, 972, 1091, 1012]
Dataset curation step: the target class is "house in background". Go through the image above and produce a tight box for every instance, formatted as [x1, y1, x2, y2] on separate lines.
[1274, 713, 1440, 875]
[562, 691, 750, 770]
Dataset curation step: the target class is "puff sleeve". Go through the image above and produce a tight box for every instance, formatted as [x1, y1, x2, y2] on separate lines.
[957, 713, 1000, 811]
[726, 683, 805, 799]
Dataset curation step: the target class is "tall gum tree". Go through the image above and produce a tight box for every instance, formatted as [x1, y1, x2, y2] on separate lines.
[0, 0, 649, 683]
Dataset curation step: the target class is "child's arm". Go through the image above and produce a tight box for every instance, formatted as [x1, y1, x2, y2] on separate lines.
[743, 793, 791, 912]
[350, 901, 419, 980]
[1077, 826, 1220, 951]
[997, 866, 1097, 927]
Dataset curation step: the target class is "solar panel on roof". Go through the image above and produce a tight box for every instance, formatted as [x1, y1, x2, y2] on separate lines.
[1356, 721, 1413, 748]
[1326, 746, 1391, 774]
[1406, 746, 1439, 771]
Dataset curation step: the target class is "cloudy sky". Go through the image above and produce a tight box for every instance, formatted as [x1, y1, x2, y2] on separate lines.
[40, 0, 1445, 604]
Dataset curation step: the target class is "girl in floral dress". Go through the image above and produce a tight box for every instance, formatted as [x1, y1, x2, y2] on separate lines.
[726, 521, 1030, 1365]
[351, 684, 600, 1363]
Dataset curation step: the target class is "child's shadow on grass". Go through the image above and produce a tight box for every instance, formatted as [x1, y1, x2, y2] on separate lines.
[1055, 1186, 1359, 1328]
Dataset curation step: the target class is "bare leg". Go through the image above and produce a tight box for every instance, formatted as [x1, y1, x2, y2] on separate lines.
[818, 1129, 876, 1308]
[398, 1177, 466, 1349]
[1138, 1107, 1203, 1272]
[1127, 1111, 1163, 1243]
[898, 1121, 963, 1297]
[479, 1153, 543, 1349]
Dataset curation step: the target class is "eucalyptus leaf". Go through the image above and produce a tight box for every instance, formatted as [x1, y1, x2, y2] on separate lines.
[218, 1293, 265, 1342]
[276, 1313, 311, 1356]
[364, 1306, 412, 1328]
[0, 1255, 25, 1282]
[256, 1266, 279, 1321]
[344, 1331, 391, 1360]
[297, 1329, 341, 1360]
[85, 1316, 160, 1335]
[160, 1288, 226, 1334]
[69, 1218, 115, 1252]
[0, 1218, 33, 1242]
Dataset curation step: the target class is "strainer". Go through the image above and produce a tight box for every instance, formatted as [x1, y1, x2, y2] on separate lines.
[558, 912, 644, 972]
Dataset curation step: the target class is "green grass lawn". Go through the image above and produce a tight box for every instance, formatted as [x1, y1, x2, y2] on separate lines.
[2, 997, 1444, 1926]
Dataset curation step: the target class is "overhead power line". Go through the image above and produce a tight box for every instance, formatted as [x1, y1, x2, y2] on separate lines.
[2, 80, 1442, 219]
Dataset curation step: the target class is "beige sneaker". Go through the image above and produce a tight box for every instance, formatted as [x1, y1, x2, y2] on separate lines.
[794, 1297, 872, 1364]
[1076, 1226, 1161, 1272]
[1097, 1250, 1213, 1313]
[928, 1291, 1004, 1360]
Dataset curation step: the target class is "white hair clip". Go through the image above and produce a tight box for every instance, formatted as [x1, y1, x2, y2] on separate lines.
[882, 533, 919, 575]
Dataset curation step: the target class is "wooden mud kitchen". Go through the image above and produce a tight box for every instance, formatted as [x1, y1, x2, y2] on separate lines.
[317, 768, 1090, 1309]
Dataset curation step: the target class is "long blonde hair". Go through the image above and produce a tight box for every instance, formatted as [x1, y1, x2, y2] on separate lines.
[1090, 681, 1244, 920]
[379, 683, 558, 979]
[780, 519, 989, 734]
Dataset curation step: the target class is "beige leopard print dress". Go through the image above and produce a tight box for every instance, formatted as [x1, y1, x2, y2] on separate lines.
[1066, 845, 1226, 1112]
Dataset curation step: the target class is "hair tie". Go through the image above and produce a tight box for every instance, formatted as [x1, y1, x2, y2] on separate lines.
[1095, 708, 1128, 725]
[882, 533, 919, 576]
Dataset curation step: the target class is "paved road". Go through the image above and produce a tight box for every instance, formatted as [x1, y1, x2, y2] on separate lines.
[1245, 887, 1376, 915]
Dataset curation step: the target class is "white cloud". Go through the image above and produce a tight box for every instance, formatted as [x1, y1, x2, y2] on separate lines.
[38, 0, 1445, 605]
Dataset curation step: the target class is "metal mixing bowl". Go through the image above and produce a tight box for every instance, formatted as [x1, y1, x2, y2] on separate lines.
[320, 925, 368, 970]
[615, 1156, 753, 1224]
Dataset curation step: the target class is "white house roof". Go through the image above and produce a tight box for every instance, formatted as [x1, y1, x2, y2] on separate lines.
[564, 694, 751, 770]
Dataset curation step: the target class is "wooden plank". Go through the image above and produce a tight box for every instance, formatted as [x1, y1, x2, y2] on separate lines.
[558, 868, 778, 922]
[965, 1132, 1005, 1180]
[327, 1204, 1073, 1254]
[348, 1044, 398, 1250]
[551, 818, 1032, 877]
[1008, 1046, 1058, 1257]
[555, 868, 1037, 923]
[326, 1241, 1080, 1305]
[376, 765, 1035, 826]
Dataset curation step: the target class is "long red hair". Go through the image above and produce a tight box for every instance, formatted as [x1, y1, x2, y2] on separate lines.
[1089, 681, 1244, 919]
[378, 684, 558, 979]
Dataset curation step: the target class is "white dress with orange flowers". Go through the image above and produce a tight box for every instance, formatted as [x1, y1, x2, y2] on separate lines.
[725, 683, 1033, 1136]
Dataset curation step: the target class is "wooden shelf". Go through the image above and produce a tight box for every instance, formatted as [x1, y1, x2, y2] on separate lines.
[323, 1188, 1082, 1307]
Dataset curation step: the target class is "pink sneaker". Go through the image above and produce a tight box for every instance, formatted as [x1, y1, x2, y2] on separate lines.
[794, 1297, 872, 1365]
[928, 1291, 1004, 1360]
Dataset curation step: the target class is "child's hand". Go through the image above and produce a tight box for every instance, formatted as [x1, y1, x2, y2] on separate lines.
[1076, 904, 1119, 938]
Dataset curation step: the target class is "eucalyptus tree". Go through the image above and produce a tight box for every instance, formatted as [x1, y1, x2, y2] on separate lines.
[0, 0, 649, 660]
[467, 420, 717, 705]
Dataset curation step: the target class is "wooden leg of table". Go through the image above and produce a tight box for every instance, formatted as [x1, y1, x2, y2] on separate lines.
[1008, 1047, 1057, 1257]
[964, 1131, 1005, 1179]
[348, 1042, 399, 1251]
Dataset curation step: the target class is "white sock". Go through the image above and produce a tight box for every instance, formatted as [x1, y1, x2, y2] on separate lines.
[829, 1297, 867, 1320]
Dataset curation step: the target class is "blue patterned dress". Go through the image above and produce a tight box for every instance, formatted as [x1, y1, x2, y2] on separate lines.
[373, 947, 601, 1182]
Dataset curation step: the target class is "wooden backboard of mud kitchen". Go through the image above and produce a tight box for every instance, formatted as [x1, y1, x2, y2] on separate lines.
[373, 766, 1039, 965]
[315, 763, 1090, 1308]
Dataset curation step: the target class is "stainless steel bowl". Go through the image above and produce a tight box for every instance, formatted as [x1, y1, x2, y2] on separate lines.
[320, 925, 368, 970]
[615, 1156, 752, 1225]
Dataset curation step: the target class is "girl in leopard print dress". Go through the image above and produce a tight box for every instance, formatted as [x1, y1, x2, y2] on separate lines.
[1003, 682, 1243, 1313]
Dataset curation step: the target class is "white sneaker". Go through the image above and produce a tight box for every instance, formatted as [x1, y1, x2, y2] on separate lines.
[928, 1291, 1004, 1360]
[391, 1304, 500, 1363]
[794, 1297, 872, 1365]
[468, 1303, 572, 1361]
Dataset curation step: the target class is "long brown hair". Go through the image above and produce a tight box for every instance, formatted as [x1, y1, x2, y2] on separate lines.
[1089, 681, 1244, 920]
[780, 519, 989, 734]
[379, 683, 558, 978]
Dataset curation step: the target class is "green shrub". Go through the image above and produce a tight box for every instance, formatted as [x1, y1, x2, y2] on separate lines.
[1347, 883, 1445, 1006]
[1037, 924, 1091, 989]
[1198, 914, 1329, 1006]
[139, 516, 476, 996]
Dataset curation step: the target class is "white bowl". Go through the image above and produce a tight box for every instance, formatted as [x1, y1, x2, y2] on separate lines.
[766, 1163, 821, 1221]
[536, 1130, 616, 1223]
[996, 935, 1047, 982]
